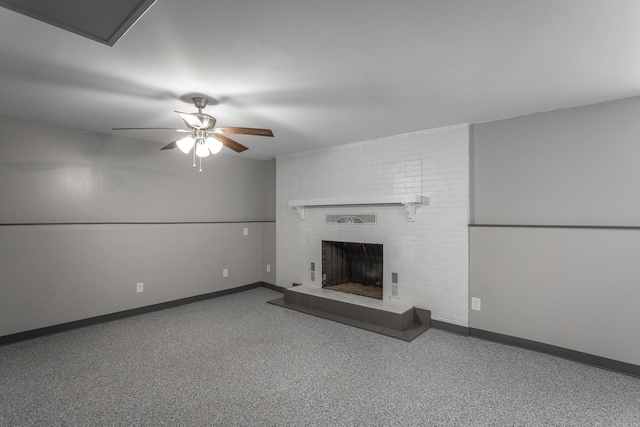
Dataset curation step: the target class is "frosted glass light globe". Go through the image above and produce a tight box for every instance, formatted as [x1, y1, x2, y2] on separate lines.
[195, 142, 210, 158]
[176, 136, 195, 154]
[206, 136, 223, 154]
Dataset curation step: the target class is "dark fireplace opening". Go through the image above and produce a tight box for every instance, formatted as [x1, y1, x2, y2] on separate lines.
[322, 240, 383, 300]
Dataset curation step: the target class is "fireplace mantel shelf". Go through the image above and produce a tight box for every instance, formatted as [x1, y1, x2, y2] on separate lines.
[287, 194, 426, 222]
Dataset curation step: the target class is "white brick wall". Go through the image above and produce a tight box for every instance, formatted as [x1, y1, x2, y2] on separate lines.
[276, 124, 470, 326]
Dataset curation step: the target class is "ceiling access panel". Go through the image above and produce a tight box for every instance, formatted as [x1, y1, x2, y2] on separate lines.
[0, 0, 157, 46]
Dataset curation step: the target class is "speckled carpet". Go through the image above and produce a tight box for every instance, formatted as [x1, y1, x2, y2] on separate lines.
[1, 287, 639, 426]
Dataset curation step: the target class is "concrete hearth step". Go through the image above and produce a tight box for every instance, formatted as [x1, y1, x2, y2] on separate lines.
[268, 285, 430, 342]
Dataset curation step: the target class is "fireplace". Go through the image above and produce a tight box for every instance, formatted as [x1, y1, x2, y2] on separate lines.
[322, 240, 383, 300]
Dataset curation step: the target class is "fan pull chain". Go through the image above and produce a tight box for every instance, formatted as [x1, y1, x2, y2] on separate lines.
[199, 156, 202, 173]
[192, 146, 196, 168]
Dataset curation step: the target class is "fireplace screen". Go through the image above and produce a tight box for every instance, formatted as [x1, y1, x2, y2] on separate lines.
[322, 240, 383, 299]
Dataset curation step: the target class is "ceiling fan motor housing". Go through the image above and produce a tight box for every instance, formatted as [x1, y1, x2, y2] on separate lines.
[179, 111, 217, 130]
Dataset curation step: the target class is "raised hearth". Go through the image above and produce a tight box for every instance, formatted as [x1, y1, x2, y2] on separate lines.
[268, 285, 430, 341]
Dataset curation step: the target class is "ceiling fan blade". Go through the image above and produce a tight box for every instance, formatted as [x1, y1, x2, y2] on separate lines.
[160, 140, 178, 150]
[213, 134, 249, 153]
[176, 111, 204, 128]
[112, 127, 191, 132]
[214, 127, 274, 137]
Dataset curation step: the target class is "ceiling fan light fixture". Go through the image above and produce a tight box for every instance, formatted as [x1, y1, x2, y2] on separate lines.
[177, 135, 195, 153]
[112, 97, 274, 172]
[206, 136, 223, 154]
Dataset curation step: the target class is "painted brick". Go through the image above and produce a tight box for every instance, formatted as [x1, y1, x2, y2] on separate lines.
[276, 124, 470, 326]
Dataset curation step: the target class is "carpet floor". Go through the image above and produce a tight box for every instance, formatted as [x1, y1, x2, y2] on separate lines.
[1, 287, 639, 426]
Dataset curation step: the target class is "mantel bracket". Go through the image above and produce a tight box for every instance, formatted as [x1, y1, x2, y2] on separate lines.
[293, 206, 306, 221]
[404, 202, 419, 222]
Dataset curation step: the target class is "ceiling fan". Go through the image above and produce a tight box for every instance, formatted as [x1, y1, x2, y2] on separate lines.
[113, 97, 274, 172]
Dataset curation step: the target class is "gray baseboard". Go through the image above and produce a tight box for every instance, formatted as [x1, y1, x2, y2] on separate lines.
[4, 282, 637, 379]
[431, 320, 470, 336]
[260, 282, 286, 293]
[0, 282, 272, 346]
[470, 328, 640, 379]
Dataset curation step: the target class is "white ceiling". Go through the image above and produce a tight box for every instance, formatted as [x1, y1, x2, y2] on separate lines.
[1, 0, 640, 161]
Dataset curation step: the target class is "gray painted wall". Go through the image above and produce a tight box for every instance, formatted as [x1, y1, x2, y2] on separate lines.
[470, 227, 640, 365]
[470, 96, 640, 366]
[0, 223, 264, 336]
[262, 159, 276, 222]
[473, 96, 640, 226]
[0, 116, 268, 223]
[0, 116, 276, 337]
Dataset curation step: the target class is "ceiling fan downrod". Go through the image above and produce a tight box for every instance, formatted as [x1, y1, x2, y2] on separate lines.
[192, 96, 209, 113]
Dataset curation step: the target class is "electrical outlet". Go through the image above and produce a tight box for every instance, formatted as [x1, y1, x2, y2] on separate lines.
[471, 297, 481, 311]
[136, 282, 143, 293]
[266, 264, 271, 272]
[223, 268, 229, 277]
[243, 227, 248, 236]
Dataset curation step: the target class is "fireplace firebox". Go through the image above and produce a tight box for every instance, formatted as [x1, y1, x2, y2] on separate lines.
[322, 240, 383, 300]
